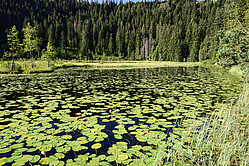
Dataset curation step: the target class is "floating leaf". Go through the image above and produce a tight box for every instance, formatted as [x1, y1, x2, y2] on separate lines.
[117, 153, 128, 161]
[54, 153, 65, 159]
[0, 157, 7, 166]
[91, 143, 102, 150]
[4, 157, 13, 163]
[0, 148, 11, 154]
[49, 156, 58, 161]
[30, 155, 40, 163]
[27, 148, 37, 152]
[61, 135, 72, 140]
[106, 155, 116, 162]
[22, 155, 33, 162]
[40, 157, 51, 165]
[78, 155, 88, 161]
[114, 134, 123, 139]
[49, 160, 59, 166]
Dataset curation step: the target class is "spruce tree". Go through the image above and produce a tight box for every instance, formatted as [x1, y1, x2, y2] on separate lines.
[6, 25, 22, 70]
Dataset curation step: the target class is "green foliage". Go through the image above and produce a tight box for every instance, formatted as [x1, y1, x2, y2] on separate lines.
[216, 29, 249, 67]
[79, 29, 88, 60]
[22, 23, 40, 68]
[0, 0, 229, 62]
[6, 26, 22, 56]
[22, 23, 40, 55]
[42, 42, 56, 67]
[5, 25, 22, 70]
[234, 0, 249, 31]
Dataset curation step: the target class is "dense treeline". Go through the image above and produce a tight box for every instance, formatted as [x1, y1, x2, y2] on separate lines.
[0, 0, 248, 63]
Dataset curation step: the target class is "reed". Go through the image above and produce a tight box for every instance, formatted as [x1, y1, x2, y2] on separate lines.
[163, 83, 249, 166]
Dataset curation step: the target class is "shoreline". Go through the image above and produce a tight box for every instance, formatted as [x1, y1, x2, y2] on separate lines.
[0, 61, 201, 74]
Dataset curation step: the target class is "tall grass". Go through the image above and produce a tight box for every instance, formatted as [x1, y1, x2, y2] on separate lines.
[163, 83, 249, 166]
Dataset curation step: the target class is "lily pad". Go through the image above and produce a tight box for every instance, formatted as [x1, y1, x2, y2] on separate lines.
[54, 153, 65, 159]
[30, 155, 40, 163]
[91, 143, 102, 150]
[40, 157, 51, 165]
[117, 153, 128, 161]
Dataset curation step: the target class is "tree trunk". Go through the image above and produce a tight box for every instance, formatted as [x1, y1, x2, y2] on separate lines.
[7, 57, 10, 70]
[31, 51, 33, 69]
[11, 54, 15, 71]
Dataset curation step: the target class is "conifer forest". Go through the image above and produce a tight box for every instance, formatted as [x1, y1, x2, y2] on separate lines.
[0, 0, 248, 166]
[1, 0, 248, 64]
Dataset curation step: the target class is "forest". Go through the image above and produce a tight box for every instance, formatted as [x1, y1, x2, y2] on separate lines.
[0, 0, 248, 66]
[0, 0, 249, 165]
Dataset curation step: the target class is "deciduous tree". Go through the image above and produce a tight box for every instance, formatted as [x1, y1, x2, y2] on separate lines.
[22, 23, 40, 68]
[42, 42, 56, 67]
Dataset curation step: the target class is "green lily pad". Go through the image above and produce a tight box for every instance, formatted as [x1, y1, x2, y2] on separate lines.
[0, 148, 11, 154]
[22, 155, 33, 162]
[91, 143, 102, 150]
[114, 134, 123, 139]
[0, 157, 7, 166]
[54, 153, 65, 159]
[106, 155, 116, 162]
[61, 135, 72, 140]
[30, 155, 40, 163]
[117, 153, 128, 161]
[78, 155, 88, 161]
[49, 160, 59, 166]
[49, 156, 58, 161]
[40, 157, 51, 165]
[4, 157, 13, 163]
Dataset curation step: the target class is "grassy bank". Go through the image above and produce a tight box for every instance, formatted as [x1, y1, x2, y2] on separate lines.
[162, 83, 249, 165]
[0, 60, 54, 74]
[0, 60, 201, 74]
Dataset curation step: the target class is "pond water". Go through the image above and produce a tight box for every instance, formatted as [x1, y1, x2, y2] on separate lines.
[0, 66, 242, 165]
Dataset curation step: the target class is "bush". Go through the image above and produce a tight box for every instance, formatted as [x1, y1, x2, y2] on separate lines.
[216, 29, 249, 67]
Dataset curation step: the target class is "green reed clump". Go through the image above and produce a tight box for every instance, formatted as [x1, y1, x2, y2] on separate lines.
[164, 84, 249, 166]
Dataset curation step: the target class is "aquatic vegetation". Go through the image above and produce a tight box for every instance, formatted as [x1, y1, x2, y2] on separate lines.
[0, 66, 242, 165]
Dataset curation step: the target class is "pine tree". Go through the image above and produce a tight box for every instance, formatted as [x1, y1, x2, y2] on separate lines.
[60, 31, 66, 59]
[108, 33, 114, 57]
[6, 25, 22, 70]
[79, 28, 88, 61]
[135, 32, 141, 60]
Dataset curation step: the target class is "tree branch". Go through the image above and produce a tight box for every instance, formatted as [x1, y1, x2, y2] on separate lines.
[232, 12, 248, 34]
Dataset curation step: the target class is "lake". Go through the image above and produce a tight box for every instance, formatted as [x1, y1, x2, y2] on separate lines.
[0, 66, 242, 165]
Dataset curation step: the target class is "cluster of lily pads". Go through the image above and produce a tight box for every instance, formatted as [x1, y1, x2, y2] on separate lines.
[0, 67, 242, 165]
